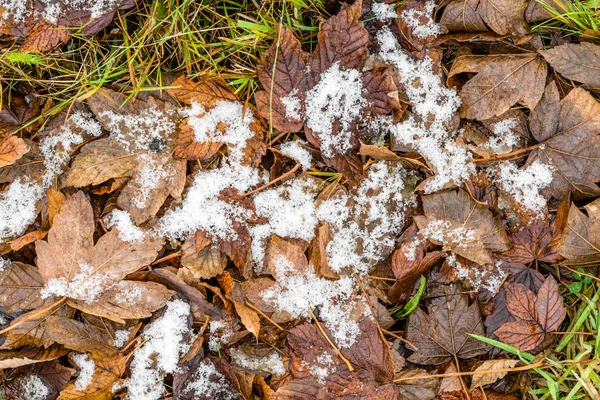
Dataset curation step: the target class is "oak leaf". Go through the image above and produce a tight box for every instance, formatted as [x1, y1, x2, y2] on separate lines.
[415, 189, 511, 265]
[494, 277, 565, 351]
[406, 284, 489, 365]
[448, 50, 547, 120]
[540, 42, 600, 89]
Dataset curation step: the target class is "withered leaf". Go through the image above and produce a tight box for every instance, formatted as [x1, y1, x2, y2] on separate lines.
[231, 299, 261, 340]
[35, 192, 165, 311]
[540, 42, 600, 89]
[494, 276, 565, 351]
[181, 236, 227, 280]
[45, 316, 119, 359]
[20, 22, 71, 52]
[0, 135, 30, 168]
[58, 355, 126, 400]
[558, 198, 600, 264]
[501, 220, 561, 265]
[526, 86, 600, 199]
[389, 241, 442, 302]
[3, 360, 73, 399]
[439, 0, 487, 32]
[0, 261, 55, 313]
[0, 345, 67, 369]
[415, 189, 511, 265]
[1, 304, 74, 349]
[478, 0, 529, 36]
[167, 75, 238, 106]
[174, 120, 224, 160]
[469, 359, 519, 389]
[406, 284, 489, 365]
[68, 281, 174, 324]
[448, 50, 547, 120]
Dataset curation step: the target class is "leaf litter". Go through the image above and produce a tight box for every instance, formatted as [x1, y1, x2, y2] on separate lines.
[0, 0, 596, 398]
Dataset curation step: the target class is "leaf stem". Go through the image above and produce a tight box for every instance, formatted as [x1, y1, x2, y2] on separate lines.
[0, 296, 67, 336]
[308, 308, 355, 372]
[243, 162, 300, 197]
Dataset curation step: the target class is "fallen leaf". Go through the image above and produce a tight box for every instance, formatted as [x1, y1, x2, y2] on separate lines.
[526, 86, 600, 199]
[0, 135, 30, 168]
[478, 0, 529, 36]
[44, 316, 119, 359]
[540, 42, 600, 89]
[501, 219, 562, 265]
[0, 345, 67, 369]
[58, 355, 126, 400]
[494, 276, 566, 351]
[558, 198, 600, 264]
[415, 189, 511, 265]
[20, 22, 71, 52]
[448, 50, 547, 120]
[406, 284, 489, 365]
[3, 360, 73, 399]
[469, 359, 519, 389]
[439, 0, 487, 33]
[0, 261, 55, 312]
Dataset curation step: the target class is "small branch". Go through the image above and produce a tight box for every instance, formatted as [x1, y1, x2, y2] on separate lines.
[243, 163, 300, 197]
[308, 308, 354, 372]
[472, 142, 540, 163]
[0, 297, 67, 336]
[245, 301, 284, 331]
[392, 360, 544, 383]
[150, 250, 182, 266]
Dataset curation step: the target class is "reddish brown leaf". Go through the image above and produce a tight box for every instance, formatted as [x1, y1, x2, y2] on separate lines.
[558, 198, 600, 264]
[0, 135, 29, 168]
[20, 22, 71, 52]
[3, 360, 73, 399]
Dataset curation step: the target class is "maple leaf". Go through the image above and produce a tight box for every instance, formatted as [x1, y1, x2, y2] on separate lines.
[34, 191, 172, 322]
[405, 283, 489, 365]
[58, 354, 126, 400]
[494, 276, 566, 351]
[525, 83, 600, 199]
[63, 89, 186, 224]
[0, 261, 56, 313]
[448, 48, 547, 120]
[415, 188, 511, 265]
[440, 0, 529, 36]
[540, 42, 600, 89]
[500, 219, 562, 265]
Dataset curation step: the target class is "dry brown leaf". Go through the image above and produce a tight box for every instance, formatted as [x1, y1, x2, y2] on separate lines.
[58, 355, 126, 400]
[10, 230, 47, 251]
[0, 135, 29, 168]
[167, 75, 238, 106]
[44, 316, 119, 359]
[20, 22, 71, 52]
[478, 0, 529, 36]
[0, 345, 67, 369]
[181, 236, 227, 280]
[406, 284, 489, 365]
[231, 299, 261, 340]
[494, 277, 565, 351]
[448, 50, 547, 120]
[1, 304, 74, 349]
[0, 261, 55, 312]
[558, 198, 600, 264]
[439, 0, 487, 32]
[526, 86, 600, 199]
[540, 42, 600, 89]
[415, 189, 511, 265]
[469, 359, 520, 389]
[3, 360, 73, 399]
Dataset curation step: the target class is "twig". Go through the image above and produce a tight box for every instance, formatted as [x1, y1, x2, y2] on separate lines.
[381, 328, 418, 351]
[472, 143, 540, 163]
[353, 273, 388, 346]
[245, 301, 284, 331]
[243, 163, 300, 197]
[393, 360, 544, 383]
[308, 308, 354, 372]
[151, 250, 182, 266]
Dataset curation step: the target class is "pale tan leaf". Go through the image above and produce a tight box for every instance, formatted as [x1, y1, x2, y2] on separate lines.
[0, 262, 54, 312]
[0, 135, 29, 167]
[470, 359, 520, 389]
[44, 316, 119, 359]
[0, 345, 67, 369]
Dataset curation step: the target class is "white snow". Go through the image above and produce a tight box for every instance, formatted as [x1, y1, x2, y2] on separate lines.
[230, 348, 286, 375]
[104, 210, 145, 242]
[447, 254, 506, 293]
[372, 2, 397, 21]
[72, 353, 95, 391]
[17, 375, 49, 400]
[494, 160, 553, 216]
[261, 255, 369, 348]
[124, 300, 194, 400]
[484, 118, 520, 154]
[302, 352, 335, 384]
[280, 140, 313, 170]
[183, 359, 237, 400]
[281, 90, 302, 120]
[377, 27, 473, 192]
[400, 0, 442, 39]
[40, 263, 115, 302]
[419, 219, 477, 249]
[305, 63, 367, 158]
[208, 319, 234, 352]
[114, 329, 130, 348]
[317, 162, 412, 275]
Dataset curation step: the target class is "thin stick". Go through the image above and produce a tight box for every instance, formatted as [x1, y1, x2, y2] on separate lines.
[0, 297, 66, 336]
[151, 250, 182, 266]
[381, 329, 418, 351]
[472, 143, 540, 163]
[245, 301, 284, 331]
[393, 360, 544, 383]
[308, 308, 354, 372]
[353, 273, 388, 346]
[243, 163, 300, 197]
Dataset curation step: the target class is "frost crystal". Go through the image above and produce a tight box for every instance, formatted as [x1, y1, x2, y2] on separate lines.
[124, 300, 194, 400]
[230, 348, 286, 375]
[317, 162, 411, 275]
[17, 375, 49, 400]
[494, 161, 553, 216]
[377, 28, 474, 192]
[250, 177, 319, 266]
[281, 89, 302, 120]
[41, 263, 115, 302]
[400, 0, 441, 39]
[371, 2, 397, 21]
[484, 118, 520, 154]
[72, 353, 95, 391]
[302, 353, 335, 384]
[114, 329, 130, 348]
[279, 140, 313, 170]
[261, 255, 368, 348]
[208, 320, 234, 352]
[183, 360, 238, 400]
[104, 210, 145, 242]
[305, 63, 367, 157]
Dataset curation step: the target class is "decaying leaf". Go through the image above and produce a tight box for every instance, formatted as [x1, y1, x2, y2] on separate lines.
[558, 198, 600, 264]
[540, 42, 600, 89]
[44, 316, 119, 359]
[0, 135, 30, 168]
[469, 359, 520, 389]
[3, 359, 73, 399]
[494, 276, 566, 351]
[406, 284, 489, 365]
[448, 49, 547, 120]
[415, 189, 511, 265]
[0, 261, 55, 313]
